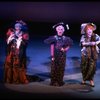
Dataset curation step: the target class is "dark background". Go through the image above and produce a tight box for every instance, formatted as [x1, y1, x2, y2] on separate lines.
[0, 1, 100, 99]
[0, 1, 100, 41]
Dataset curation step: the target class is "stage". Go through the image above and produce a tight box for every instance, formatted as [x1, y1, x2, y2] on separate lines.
[0, 37, 100, 99]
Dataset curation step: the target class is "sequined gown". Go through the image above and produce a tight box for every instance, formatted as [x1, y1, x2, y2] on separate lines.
[44, 35, 73, 86]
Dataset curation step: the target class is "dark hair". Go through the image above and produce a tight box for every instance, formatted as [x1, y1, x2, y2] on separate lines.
[52, 22, 65, 29]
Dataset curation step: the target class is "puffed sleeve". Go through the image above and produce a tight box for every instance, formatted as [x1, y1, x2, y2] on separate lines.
[80, 35, 85, 43]
[63, 36, 73, 47]
[79, 35, 85, 47]
[95, 34, 100, 47]
[44, 36, 56, 44]
[22, 33, 29, 41]
[21, 33, 29, 46]
[96, 34, 100, 41]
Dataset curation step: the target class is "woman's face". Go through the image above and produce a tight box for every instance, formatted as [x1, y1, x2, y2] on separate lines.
[15, 23, 22, 31]
[86, 28, 93, 38]
[56, 25, 65, 36]
[15, 26, 21, 31]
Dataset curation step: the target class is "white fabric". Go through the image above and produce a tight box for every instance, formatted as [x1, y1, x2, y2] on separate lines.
[16, 36, 22, 49]
[80, 34, 100, 55]
[7, 34, 15, 44]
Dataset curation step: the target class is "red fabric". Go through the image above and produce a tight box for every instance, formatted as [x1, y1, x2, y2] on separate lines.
[22, 33, 29, 40]
[6, 28, 14, 37]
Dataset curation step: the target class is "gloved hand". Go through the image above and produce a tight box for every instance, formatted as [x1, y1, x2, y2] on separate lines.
[7, 34, 15, 44]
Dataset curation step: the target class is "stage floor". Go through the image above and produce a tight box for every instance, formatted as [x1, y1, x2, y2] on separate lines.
[0, 38, 100, 99]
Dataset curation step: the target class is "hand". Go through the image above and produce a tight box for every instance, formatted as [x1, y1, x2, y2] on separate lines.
[18, 36, 22, 40]
[82, 42, 91, 46]
[82, 42, 86, 46]
[90, 42, 96, 46]
[61, 47, 70, 52]
[51, 56, 55, 61]
[61, 48, 65, 52]
[7, 34, 15, 44]
[96, 41, 100, 45]
[9, 34, 15, 39]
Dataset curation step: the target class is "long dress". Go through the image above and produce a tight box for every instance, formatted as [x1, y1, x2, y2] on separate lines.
[4, 30, 29, 84]
[44, 35, 73, 86]
[80, 33, 100, 81]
